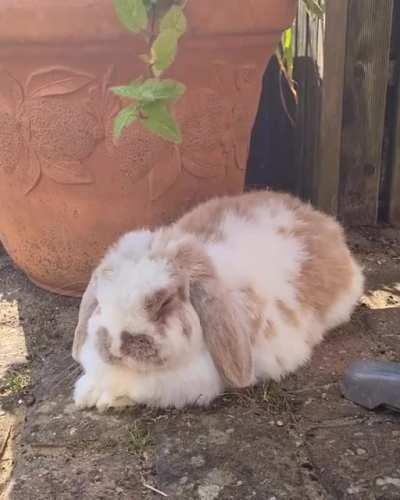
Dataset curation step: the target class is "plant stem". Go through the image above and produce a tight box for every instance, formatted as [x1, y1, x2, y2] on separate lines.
[146, 5, 158, 79]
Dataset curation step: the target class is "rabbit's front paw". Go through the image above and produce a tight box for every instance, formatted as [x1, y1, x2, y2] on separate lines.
[73, 374, 132, 412]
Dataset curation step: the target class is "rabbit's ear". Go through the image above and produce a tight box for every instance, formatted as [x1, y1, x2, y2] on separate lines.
[190, 276, 253, 387]
[72, 273, 98, 362]
[173, 238, 253, 387]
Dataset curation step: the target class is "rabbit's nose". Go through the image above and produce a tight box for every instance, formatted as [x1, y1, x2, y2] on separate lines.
[120, 331, 157, 360]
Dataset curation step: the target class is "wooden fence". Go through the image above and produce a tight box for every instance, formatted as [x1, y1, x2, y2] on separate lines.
[247, 0, 400, 226]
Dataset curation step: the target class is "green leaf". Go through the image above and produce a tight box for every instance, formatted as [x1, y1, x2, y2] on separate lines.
[159, 5, 187, 38]
[151, 29, 179, 76]
[283, 27, 292, 51]
[113, 0, 148, 33]
[111, 85, 139, 99]
[282, 28, 294, 80]
[140, 101, 181, 143]
[113, 104, 139, 140]
[112, 78, 185, 102]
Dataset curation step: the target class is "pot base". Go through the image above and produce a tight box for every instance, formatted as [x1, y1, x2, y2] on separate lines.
[26, 274, 84, 298]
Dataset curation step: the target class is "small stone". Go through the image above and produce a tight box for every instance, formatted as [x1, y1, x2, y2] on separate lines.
[69, 427, 77, 436]
[376, 477, 400, 488]
[198, 484, 221, 500]
[190, 455, 205, 468]
[208, 428, 230, 445]
[347, 486, 361, 495]
[276, 420, 284, 427]
[115, 487, 124, 494]
[356, 448, 366, 456]
[179, 476, 188, 485]
[206, 468, 234, 486]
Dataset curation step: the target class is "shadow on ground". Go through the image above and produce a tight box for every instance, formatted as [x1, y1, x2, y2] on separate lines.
[1, 227, 400, 500]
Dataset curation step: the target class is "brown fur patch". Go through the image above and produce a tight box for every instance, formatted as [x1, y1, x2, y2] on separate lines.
[96, 327, 119, 364]
[288, 205, 355, 318]
[170, 237, 216, 282]
[178, 307, 193, 338]
[175, 189, 307, 244]
[236, 286, 265, 345]
[176, 193, 266, 243]
[276, 299, 300, 328]
[145, 287, 175, 324]
[120, 331, 160, 362]
[277, 227, 289, 237]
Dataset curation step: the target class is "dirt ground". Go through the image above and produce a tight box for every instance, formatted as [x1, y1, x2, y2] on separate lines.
[1, 227, 400, 500]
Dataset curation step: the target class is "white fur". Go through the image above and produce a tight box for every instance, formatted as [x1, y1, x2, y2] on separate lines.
[75, 315, 223, 410]
[73, 195, 364, 411]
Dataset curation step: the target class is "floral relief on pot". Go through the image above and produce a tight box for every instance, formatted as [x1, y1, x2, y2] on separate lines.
[0, 66, 105, 194]
[0, 61, 256, 201]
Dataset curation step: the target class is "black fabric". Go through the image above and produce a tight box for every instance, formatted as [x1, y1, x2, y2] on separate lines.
[246, 55, 296, 193]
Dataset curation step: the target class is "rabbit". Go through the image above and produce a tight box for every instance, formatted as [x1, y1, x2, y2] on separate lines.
[72, 190, 364, 412]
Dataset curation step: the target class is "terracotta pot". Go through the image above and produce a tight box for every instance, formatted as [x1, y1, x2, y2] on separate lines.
[0, 0, 296, 296]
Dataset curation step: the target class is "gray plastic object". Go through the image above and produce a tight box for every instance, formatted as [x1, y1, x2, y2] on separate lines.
[340, 360, 400, 411]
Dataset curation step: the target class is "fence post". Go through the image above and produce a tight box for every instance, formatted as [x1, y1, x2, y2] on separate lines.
[389, 39, 400, 225]
[338, 0, 393, 225]
[389, 79, 400, 225]
[313, 0, 349, 216]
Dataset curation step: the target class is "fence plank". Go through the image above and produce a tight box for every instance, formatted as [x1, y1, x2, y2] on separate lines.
[339, 0, 393, 225]
[314, 0, 349, 216]
[389, 64, 400, 225]
[293, 2, 323, 202]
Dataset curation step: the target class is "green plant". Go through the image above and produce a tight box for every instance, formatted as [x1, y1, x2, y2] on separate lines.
[112, 0, 187, 144]
[276, 0, 325, 97]
[0, 369, 31, 396]
[127, 422, 153, 455]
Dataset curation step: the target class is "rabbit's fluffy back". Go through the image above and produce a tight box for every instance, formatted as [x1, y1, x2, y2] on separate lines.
[174, 191, 364, 379]
[73, 190, 364, 410]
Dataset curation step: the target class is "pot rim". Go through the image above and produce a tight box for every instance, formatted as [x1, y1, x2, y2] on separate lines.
[0, 0, 296, 44]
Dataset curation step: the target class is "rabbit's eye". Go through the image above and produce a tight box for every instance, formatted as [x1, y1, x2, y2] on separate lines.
[145, 288, 176, 322]
[156, 296, 174, 319]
